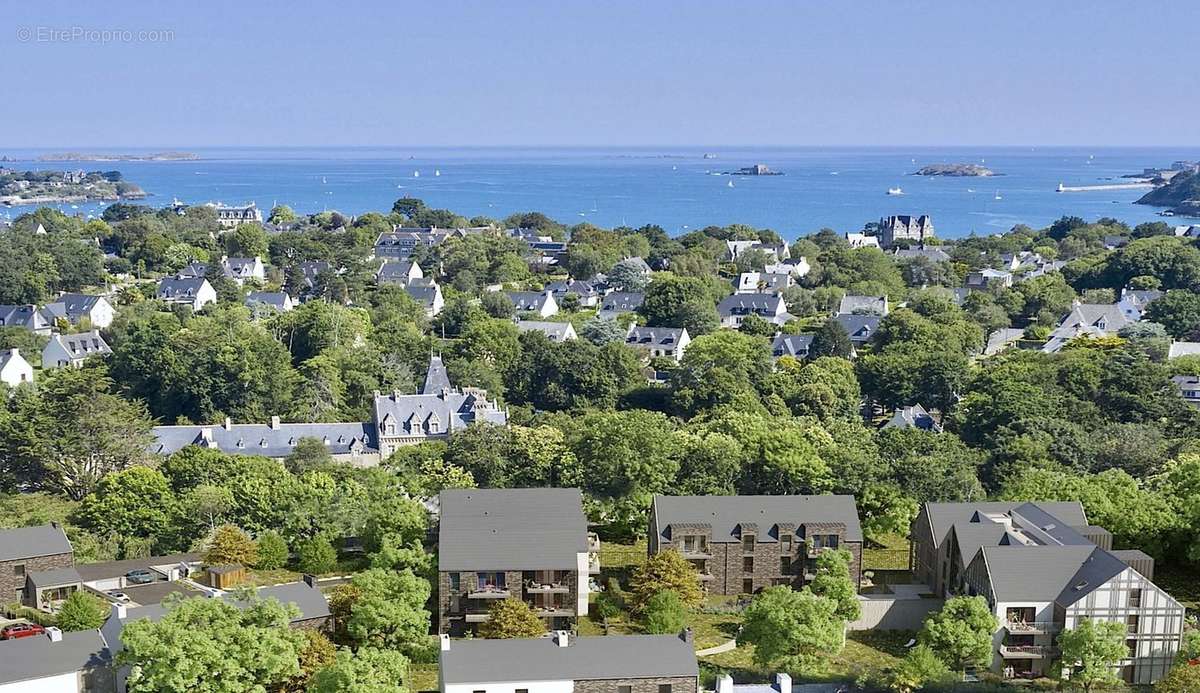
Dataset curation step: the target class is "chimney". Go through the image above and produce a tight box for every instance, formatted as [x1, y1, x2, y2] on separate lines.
[679, 627, 693, 645]
[7, 348, 16, 357]
[223, 417, 232, 431]
[716, 675, 734, 693]
[440, 634, 451, 652]
[270, 415, 281, 431]
[554, 630, 570, 647]
[45, 626, 63, 642]
[115, 603, 127, 619]
[774, 673, 791, 693]
[302, 573, 316, 588]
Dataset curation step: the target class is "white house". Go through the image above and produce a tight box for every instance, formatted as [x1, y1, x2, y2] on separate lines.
[735, 271, 792, 295]
[245, 291, 295, 315]
[716, 293, 791, 328]
[376, 260, 424, 285]
[42, 331, 112, 369]
[765, 256, 810, 278]
[0, 628, 112, 693]
[506, 290, 559, 318]
[625, 325, 690, 362]
[0, 348, 34, 387]
[516, 320, 578, 342]
[157, 277, 217, 311]
[846, 233, 880, 249]
[406, 283, 445, 318]
[221, 256, 266, 285]
[42, 294, 114, 330]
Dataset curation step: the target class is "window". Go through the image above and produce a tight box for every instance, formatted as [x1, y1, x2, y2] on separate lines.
[1126, 615, 1139, 634]
[780, 534, 792, 554]
[1127, 639, 1137, 658]
[742, 578, 754, 594]
[828, 535, 839, 550]
[742, 534, 755, 553]
[781, 556, 791, 574]
[659, 685, 672, 693]
[13, 564, 24, 577]
[516, 689, 529, 693]
[449, 573, 460, 591]
[743, 556, 754, 572]
[1129, 588, 1142, 608]
[619, 686, 632, 693]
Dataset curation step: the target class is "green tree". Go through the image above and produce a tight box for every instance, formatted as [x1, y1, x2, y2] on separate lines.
[889, 644, 952, 693]
[1145, 289, 1200, 338]
[293, 630, 338, 691]
[918, 596, 997, 673]
[738, 587, 845, 673]
[255, 530, 290, 570]
[56, 590, 107, 631]
[810, 319, 853, 359]
[308, 647, 410, 693]
[297, 535, 339, 574]
[361, 496, 428, 554]
[119, 594, 304, 693]
[1059, 618, 1127, 693]
[391, 197, 427, 218]
[642, 590, 687, 634]
[479, 598, 548, 639]
[75, 466, 177, 545]
[808, 549, 861, 621]
[226, 223, 270, 258]
[204, 524, 259, 566]
[268, 205, 297, 224]
[286, 438, 336, 474]
[629, 549, 703, 613]
[1155, 662, 1200, 693]
[345, 569, 431, 654]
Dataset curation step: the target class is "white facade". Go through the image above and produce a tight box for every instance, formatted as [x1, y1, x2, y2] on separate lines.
[42, 331, 111, 369]
[0, 348, 34, 387]
[0, 671, 80, 693]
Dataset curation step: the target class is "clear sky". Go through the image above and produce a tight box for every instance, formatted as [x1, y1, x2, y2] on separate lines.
[3, 0, 1198, 147]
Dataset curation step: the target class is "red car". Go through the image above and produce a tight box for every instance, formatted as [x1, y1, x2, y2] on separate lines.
[0, 623, 46, 640]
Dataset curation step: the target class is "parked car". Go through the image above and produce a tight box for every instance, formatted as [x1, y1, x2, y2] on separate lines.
[125, 569, 154, 584]
[1, 623, 46, 640]
[107, 591, 130, 603]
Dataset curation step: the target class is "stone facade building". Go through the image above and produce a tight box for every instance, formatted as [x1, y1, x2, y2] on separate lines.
[437, 488, 597, 635]
[878, 215, 935, 249]
[648, 495, 863, 596]
[0, 524, 73, 604]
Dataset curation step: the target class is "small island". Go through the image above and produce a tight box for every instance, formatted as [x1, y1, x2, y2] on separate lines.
[36, 151, 199, 162]
[721, 163, 783, 176]
[913, 163, 995, 177]
[0, 168, 146, 206]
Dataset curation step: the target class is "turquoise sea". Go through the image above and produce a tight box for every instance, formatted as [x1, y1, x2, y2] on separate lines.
[2, 147, 1198, 238]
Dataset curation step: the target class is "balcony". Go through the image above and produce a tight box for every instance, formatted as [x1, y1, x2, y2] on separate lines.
[1005, 621, 1060, 635]
[1000, 645, 1058, 659]
[525, 581, 570, 594]
[533, 604, 575, 618]
[697, 573, 716, 581]
[467, 586, 510, 599]
[465, 612, 492, 623]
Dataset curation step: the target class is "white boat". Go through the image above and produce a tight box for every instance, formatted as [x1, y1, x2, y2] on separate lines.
[967, 188, 975, 193]
[727, 180, 734, 188]
[887, 187, 904, 196]
[994, 192, 1003, 200]
[413, 171, 420, 178]
[322, 176, 327, 184]
[434, 170, 441, 177]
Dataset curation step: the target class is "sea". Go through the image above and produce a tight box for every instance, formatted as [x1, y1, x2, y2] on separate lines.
[2, 146, 1198, 239]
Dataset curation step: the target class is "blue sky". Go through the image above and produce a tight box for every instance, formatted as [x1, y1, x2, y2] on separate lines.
[3, 1, 1197, 147]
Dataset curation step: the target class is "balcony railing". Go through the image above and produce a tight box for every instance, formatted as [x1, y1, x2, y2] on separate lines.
[1000, 645, 1058, 659]
[1005, 621, 1060, 635]
[467, 586, 510, 599]
[525, 581, 570, 594]
[681, 548, 712, 559]
[533, 604, 575, 618]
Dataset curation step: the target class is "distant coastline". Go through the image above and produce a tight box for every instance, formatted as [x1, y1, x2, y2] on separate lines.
[35, 151, 199, 162]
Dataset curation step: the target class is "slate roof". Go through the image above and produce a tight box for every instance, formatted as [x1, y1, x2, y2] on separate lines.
[245, 292, 291, 310]
[505, 290, 554, 312]
[883, 404, 941, 432]
[1043, 303, 1135, 352]
[0, 630, 110, 686]
[547, 279, 599, 297]
[0, 304, 53, 331]
[0, 524, 72, 562]
[518, 320, 577, 341]
[832, 314, 880, 343]
[919, 501, 1088, 550]
[771, 334, 814, 358]
[422, 355, 452, 394]
[41, 293, 105, 323]
[45, 330, 111, 360]
[625, 325, 686, 348]
[298, 261, 333, 287]
[150, 421, 377, 457]
[718, 293, 786, 317]
[893, 247, 951, 263]
[157, 276, 210, 299]
[438, 488, 589, 571]
[0, 348, 31, 372]
[75, 553, 202, 582]
[27, 566, 83, 590]
[440, 634, 698, 685]
[176, 261, 208, 278]
[651, 495, 863, 544]
[599, 291, 644, 313]
[736, 272, 791, 294]
[979, 544, 1130, 605]
[223, 257, 260, 278]
[376, 260, 420, 282]
[404, 283, 442, 308]
[838, 295, 887, 316]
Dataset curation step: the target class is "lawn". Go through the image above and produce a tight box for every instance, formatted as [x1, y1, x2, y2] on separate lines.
[700, 629, 913, 684]
[410, 663, 439, 692]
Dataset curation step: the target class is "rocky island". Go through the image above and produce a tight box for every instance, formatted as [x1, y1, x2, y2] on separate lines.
[913, 163, 995, 177]
[1136, 170, 1200, 217]
[0, 168, 146, 206]
[37, 151, 198, 162]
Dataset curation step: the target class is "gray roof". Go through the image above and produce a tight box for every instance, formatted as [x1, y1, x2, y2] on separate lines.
[42, 293, 105, 322]
[27, 566, 82, 589]
[0, 348, 30, 370]
[75, 552, 201, 582]
[625, 325, 686, 347]
[438, 488, 589, 571]
[0, 630, 110, 685]
[405, 283, 441, 307]
[46, 330, 111, 360]
[980, 544, 1129, 605]
[440, 634, 697, 685]
[883, 404, 941, 432]
[547, 279, 599, 297]
[245, 292, 290, 309]
[0, 304, 53, 331]
[919, 501, 1088, 550]
[505, 291, 554, 311]
[838, 295, 887, 316]
[771, 334, 813, 357]
[718, 293, 785, 316]
[150, 421, 376, 457]
[157, 276, 210, 298]
[176, 261, 208, 278]
[652, 495, 863, 543]
[0, 524, 72, 562]
[422, 355, 452, 395]
[833, 314, 880, 343]
[376, 260, 420, 282]
[600, 291, 644, 312]
[518, 320, 576, 340]
[223, 257, 260, 276]
[893, 247, 951, 263]
[372, 387, 507, 439]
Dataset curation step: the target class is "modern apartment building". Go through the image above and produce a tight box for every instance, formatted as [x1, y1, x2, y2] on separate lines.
[648, 495, 863, 596]
[439, 631, 698, 693]
[911, 501, 1183, 684]
[437, 488, 598, 635]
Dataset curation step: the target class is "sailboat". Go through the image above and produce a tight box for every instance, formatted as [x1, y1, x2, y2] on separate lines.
[887, 187, 904, 196]
[727, 180, 734, 188]
[591, 200, 598, 212]
[322, 176, 327, 184]
[994, 191, 1003, 200]
[434, 169, 441, 177]
[413, 170, 420, 178]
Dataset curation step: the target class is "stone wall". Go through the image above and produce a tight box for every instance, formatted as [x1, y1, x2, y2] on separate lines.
[575, 676, 698, 693]
[0, 552, 73, 603]
[438, 568, 579, 634]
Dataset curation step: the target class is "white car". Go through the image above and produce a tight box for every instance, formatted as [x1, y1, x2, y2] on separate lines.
[107, 592, 130, 604]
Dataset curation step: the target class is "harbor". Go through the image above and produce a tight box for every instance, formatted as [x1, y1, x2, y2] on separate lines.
[1056, 181, 1156, 193]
